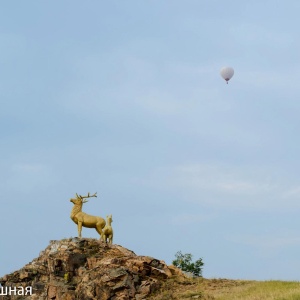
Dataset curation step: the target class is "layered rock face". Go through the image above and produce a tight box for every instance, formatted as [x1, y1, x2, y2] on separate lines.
[0, 238, 183, 300]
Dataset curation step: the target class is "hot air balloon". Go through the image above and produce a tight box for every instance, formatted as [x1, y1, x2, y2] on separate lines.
[220, 67, 234, 84]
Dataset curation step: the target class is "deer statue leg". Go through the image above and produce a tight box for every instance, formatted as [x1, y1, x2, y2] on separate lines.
[101, 233, 106, 243]
[108, 234, 112, 244]
[96, 226, 104, 240]
[78, 221, 83, 238]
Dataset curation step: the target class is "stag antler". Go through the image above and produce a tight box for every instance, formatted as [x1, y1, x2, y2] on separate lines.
[76, 192, 97, 203]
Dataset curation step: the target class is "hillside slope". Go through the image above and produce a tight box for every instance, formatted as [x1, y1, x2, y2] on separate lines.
[150, 278, 300, 300]
[1, 238, 300, 300]
[0, 238, 185, 300]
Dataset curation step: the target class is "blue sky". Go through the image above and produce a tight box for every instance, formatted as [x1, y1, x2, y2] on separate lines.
[2, 1, 300, 280]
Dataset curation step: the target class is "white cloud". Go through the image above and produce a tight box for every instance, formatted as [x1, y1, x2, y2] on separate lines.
[282, 186, 300, 199]
[217, 182, 259, 193]
[171, 163, 275, 195]
[169, 213, 216, 225]
[236, 69, 300, 91]
[230, 22, 295, 48]
[135, 91, 186, 116]
[135, 162, 300, 211]
[227, 234, 300, 256]
[11, 163, 45, 173]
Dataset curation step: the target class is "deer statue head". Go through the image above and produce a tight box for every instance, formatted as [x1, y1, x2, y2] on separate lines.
[70, 192, 97, 206]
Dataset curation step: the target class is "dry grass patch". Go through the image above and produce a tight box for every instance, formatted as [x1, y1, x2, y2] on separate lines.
[148, 278, 300, 300]
[209, 280, 300, 300]
[148, 276, 204, 300]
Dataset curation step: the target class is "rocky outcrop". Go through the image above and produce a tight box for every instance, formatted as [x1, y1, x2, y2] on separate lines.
[0, 238, 184, 300]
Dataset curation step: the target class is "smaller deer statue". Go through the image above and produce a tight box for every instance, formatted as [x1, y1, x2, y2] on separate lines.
[70, 192, 106, 239]
[102, 214, 113, 244]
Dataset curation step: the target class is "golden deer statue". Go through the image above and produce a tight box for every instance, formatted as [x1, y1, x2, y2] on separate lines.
[70, 192, 106, 239]
[102, 214, 113, 244]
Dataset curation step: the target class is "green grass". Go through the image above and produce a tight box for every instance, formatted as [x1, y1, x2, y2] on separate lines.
[148, 278, 300, 300]
[212, 280, 300, 300]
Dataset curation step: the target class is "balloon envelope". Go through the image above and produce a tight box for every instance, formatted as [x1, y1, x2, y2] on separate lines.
[220, 67, 234, 83]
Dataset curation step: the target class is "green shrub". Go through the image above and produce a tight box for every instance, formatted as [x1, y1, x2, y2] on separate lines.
[172, 251, 204, 277]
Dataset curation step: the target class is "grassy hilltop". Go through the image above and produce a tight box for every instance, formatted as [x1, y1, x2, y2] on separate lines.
[149, 277, 300, 300]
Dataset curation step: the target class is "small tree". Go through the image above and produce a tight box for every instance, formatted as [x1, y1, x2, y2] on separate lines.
[172, 251, 204, 277]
